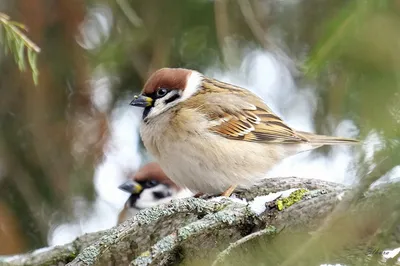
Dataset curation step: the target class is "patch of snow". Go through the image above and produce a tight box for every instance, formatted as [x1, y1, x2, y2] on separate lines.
[209, 195, 248, 205]
[229, 194, 248, 204]
[249, 188, 300, 215]
[382, 247, 400, 260]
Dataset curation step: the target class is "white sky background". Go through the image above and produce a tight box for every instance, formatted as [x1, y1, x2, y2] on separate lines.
[48, 5, 400, 259]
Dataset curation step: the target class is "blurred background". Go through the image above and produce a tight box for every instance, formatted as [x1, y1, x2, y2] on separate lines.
[0, 0, 399, 257]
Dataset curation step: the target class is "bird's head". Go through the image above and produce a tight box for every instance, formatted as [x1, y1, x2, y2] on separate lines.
[129, 68, 203, 120]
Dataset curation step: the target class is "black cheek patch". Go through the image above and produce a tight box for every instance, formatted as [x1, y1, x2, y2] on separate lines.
[127, 194, 140, 207]
[143, 106, 152, 120]
[164, 94, 181, 104]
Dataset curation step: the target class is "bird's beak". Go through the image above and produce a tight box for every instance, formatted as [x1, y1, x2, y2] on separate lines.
[118, 180, 143, 194]
[130, 95, 153, 108]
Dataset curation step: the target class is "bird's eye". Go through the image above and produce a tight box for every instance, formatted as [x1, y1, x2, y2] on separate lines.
[156, 88, 168, 97]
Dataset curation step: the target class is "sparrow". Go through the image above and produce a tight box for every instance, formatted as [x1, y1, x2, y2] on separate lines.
[129, 68, 359, 196]
[117, 162, 192, 224]
[131, 162, 180, 190]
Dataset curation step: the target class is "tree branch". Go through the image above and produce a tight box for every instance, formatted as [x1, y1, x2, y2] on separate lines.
[2, 177, 398, 266]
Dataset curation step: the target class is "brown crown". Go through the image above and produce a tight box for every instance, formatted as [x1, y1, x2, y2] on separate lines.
[143, 68, 192, 95]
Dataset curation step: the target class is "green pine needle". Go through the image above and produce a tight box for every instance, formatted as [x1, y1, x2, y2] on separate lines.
[0, 12, 40, 85]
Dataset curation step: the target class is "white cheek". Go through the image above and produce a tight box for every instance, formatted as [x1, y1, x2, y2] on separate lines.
[134, 184, 174, 209]
[146, 91, 181, 119]
[145, 71, 203, 119]
[146, 99, 168, 119]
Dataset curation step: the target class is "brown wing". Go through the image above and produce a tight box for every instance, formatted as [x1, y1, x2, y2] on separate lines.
[195, 80, 307, 143]
[208, 104, 308, 143]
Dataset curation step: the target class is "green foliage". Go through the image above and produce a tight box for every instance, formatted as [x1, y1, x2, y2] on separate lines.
[304, 0, 400, 171]
[305, 0, 393, 76]
[0, 12, 40, 85]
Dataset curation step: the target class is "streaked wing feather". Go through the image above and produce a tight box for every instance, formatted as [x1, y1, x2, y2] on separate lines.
[209, 106, 308, 143]
[199, 78, 308, 143]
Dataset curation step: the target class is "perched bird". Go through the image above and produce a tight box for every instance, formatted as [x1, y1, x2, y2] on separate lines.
[117, 162, 191, 224]
[130, 68, 358, 196]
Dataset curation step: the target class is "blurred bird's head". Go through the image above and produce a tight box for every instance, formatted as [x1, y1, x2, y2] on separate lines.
[118, 179, 172, 207]
[117, 179, 191, 224]
[116, 162, 193, 224]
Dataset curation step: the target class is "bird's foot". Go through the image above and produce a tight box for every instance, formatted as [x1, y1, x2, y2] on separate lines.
[193, 185, 238, 199]
[221, 185, 237, 197]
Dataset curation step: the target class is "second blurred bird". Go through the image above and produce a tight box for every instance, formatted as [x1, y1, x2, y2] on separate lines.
[117, 162, 192, 224]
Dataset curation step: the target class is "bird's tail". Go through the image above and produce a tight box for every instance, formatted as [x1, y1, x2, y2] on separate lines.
[297, 131, 359, 145]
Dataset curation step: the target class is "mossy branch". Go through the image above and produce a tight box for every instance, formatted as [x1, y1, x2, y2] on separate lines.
[0, 12, 40, 85]
[1, 178, 399, 266]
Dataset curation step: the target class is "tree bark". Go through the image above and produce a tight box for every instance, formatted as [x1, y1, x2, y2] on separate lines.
[1, 177, 398, 266]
